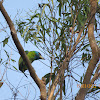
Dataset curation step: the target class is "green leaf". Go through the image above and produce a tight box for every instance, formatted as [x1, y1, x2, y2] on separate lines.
[11, 59, 16, 62]
[4, 50, 9, 58]
[22, 26, 29, 37]
[80, 76, 83, 84]
[81, 44, 90, 51]
[43, 73, 50, 84]
[44, 73, 55, 85]
[13, 66, 18, 70]
[51, 0, 54, 7]
[2, 37, 9, 47]
[58, 3, 61, 16]
[0, 59, 2, 63]
[36, 25, 41, 35]
[41, 4, 47, 17]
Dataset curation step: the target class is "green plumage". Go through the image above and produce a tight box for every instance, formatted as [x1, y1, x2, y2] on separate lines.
[19, 51, 44, 77]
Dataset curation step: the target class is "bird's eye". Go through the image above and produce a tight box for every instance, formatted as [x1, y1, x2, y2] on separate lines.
[39, 53, 41, 55]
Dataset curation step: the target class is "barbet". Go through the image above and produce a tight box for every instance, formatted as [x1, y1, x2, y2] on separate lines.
[19, 51, 44, 77]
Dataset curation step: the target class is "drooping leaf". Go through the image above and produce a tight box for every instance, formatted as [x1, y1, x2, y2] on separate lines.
[2, 37, 9, 47]
[81, 44, 90, 51]
[11, 59, 16, 63]
[4, 50, 9, 58]
[0, 59, 2, 63]
[44, 73, 55, 85]
[22, 26, 29, 37]
[13, 66, 18, 70]
[41, 4, 47, 17]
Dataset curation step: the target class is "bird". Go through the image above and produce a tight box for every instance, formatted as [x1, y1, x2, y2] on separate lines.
[18, 51, 44, 77]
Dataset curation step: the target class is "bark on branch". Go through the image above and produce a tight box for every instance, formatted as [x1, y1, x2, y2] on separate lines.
[75, 0, 100, 100]
[0, 2, 46, 100]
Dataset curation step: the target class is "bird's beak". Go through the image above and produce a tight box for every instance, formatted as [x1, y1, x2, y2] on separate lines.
[39, 55, 45, 60]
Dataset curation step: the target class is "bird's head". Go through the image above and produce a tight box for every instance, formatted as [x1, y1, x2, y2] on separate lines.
[34, 51, 45, 60]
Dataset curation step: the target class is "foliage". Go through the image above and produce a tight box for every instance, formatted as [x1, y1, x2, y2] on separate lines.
[16, 0, 100, 99]
[0, 0, 100, 99]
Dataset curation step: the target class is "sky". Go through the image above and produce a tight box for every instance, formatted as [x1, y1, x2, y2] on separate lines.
[0, 0, 50, 100]
[0, 0, 100, 100]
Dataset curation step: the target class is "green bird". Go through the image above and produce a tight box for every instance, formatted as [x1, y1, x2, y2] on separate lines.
[19, 51, 44, 77]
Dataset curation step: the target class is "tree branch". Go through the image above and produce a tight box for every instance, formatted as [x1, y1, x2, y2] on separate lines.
[0, 2, 46, 100]
[90, 63, 100, 84]
[75, 0, 100, 100]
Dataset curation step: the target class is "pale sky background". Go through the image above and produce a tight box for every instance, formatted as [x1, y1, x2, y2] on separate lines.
[0, 0, 100, 100]
[0, 0, 50, 100]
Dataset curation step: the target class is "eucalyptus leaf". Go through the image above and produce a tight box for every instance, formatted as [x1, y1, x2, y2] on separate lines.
[2, 37, 9, 47]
